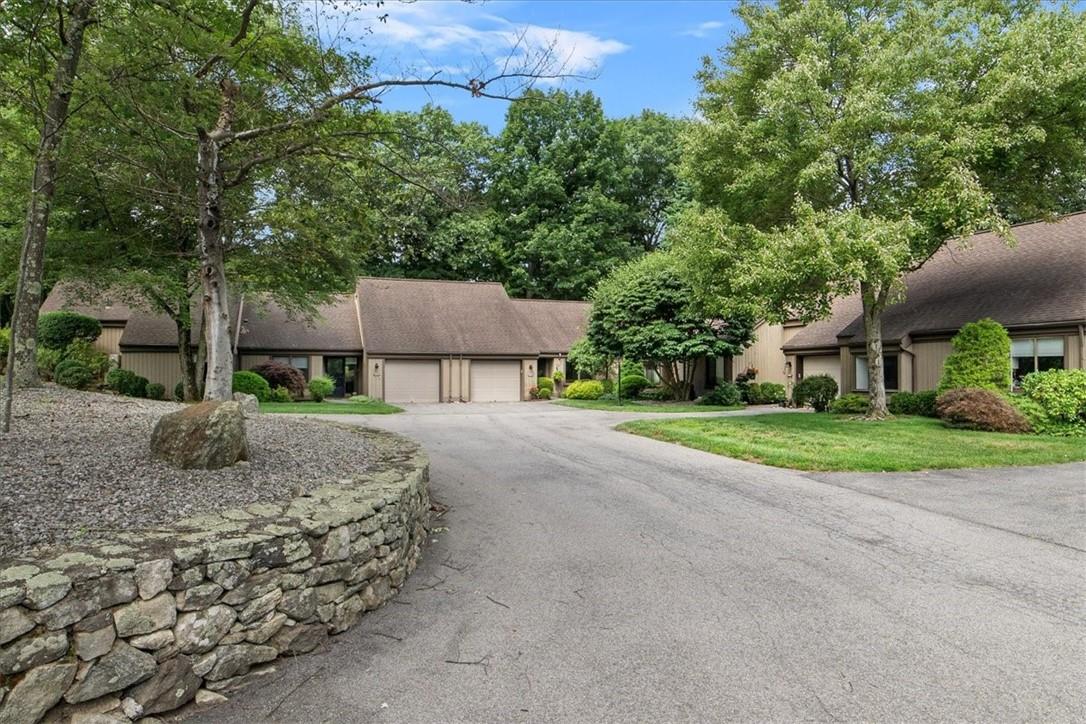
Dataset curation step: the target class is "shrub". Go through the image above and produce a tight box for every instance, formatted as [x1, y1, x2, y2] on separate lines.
[1020, 369, 1086, 424]
[53, 359, 93, 389]
[270, 386, 293, 403]
[528, 385, 541, 399]
[639, 386, 671, 401]
[1008, 395, 1083, 436]
[308, 374, 335, 402]
[174, 381, 185, 401]
[146, 382, 166, 400]
[0, 328, 8, 371]
[537, 387, 552, 400]
[935, 388, 1030, 433]
[601, 379, 614, 395]
[63, 339, 111, 381]
[37, 311, 101, 350]
[233, 370, 271, 402]
[250, 360, 306, 399]
[106, 368, 148, 398]
[701, 381, 742, 406]
[536, 376, 554, 392]
[735, 367, 757, 401]
[563, 379, 604, 400]
[618, 373, 651, 398]
[36, 346, 63, 381]
[829, 393, 869, 414]
[552, 370, 564, 383]
[889, 390, 938, 417]
[938, 319, 1012, 393]
[793, 374, 838, 412]
[748, 382, 786, 405]
[129, 375, 150, 398]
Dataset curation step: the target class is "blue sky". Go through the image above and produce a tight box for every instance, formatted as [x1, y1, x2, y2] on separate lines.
[342, 1, 746, 131]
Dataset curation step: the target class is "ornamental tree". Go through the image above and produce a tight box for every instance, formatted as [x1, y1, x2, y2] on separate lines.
[679, 0, 1086, 417]
[585, 252, 753, 401]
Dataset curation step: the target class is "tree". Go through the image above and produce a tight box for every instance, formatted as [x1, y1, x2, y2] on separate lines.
[613, 110, 689, 251]
[679, 0, 1086, 417]
[585, 252, 753, 401]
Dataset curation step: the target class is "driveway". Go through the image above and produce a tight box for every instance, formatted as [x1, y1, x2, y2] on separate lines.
[192, 403, 1086, 722]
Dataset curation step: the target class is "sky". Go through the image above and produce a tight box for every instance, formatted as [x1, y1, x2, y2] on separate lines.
[336, 1, 748, 131]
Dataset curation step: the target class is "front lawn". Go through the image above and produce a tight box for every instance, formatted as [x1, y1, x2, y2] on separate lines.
[260, 399, 403, 415]
[554, 399, 744, 413]
[618, 413, 1086, 472]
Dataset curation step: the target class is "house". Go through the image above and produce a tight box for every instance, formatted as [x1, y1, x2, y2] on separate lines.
[41, 277, 590, 403]
[725, 212, 1086, 396]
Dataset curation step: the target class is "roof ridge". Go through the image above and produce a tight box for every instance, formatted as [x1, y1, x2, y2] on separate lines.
[510, 297, 590, 304]
[357, 275, 505, 287]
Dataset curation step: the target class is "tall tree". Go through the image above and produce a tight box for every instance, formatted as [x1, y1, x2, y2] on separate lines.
[679, 0, 1086, 417]
[614, 110, 689, 251]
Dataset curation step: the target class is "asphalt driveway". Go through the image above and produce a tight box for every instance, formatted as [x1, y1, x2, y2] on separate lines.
[191, 402, 1086, 723]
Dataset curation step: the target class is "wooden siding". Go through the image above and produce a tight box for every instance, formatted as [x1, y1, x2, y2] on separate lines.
[95, 326, 125, 356]
[731, 322, 803, 385]
[799, 354, 841, 389]
[912, 340, 953, 391]
[122, 351, 183, 390]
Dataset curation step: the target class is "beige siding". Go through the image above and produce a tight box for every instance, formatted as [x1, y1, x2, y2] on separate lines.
[368, 358, 384, 400]
[912, 340, 953, 391]
[840, 346, 855, 392]
[800, 354, 841, 390]
[95, 326, 125, 356]
[731, 322, 800, 385]
[440, 358, 470, 402]
[122, 351, 183, 390]
[240, 354, 271, 370]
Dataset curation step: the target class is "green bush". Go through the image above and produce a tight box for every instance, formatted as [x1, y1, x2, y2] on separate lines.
[536, 387, 552, 400]
[938, 319, 1012, 393]
[146, 382, 166, 400]
[889, 390, 938, 417]
[251, 361, 307, 399]
[735, 367, 757, 402]
[701, 381, 742, 406]
[618, 373, 651, 398]
[308, 374, 335, 402]
[233, 370, 271, 402]
[36, 346, 63, 381]
[53, 359, 93, 389]
[1008, 395, 1083, 436]
[174, 381, 185, 401]
[748, 382, 786, 405]
[640, 386, 671, 401]
[793, 375, 838, 412]
[0, 328, 9, 371]
[935, 387, 1030, 433]
[106, 368, 148, 398]
[601, 379, 614, 395]
[37, 311, 101, 350]
[552, 370, 564, 383]
[829, 393, 869, 414]
[563, 379, 604, 400]
[536, 376, 554, 392]
[1020, 369, 1086, 424]
[63, 339, 111, 381]
[270, 386, 293, 403]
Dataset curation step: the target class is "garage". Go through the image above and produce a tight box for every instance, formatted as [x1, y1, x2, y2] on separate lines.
[800, 355, 841, 388]
[470, 360, 522, 402]
[384, 360, 441, 403]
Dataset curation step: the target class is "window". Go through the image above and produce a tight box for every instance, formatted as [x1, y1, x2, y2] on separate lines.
[272, 355, 309, 380]
[854, 354, 899, 391]
[1012, 337, 1064, 386]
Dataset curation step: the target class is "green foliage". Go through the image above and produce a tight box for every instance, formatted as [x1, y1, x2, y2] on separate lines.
[639, 386, 672, 401]
[536, 376, 554, 392]
[251, 361, 306, 400]
[1020, 369, 1086, 423]
[936, 388, 1031, 433]
[174, 381, 185, 402]
[36, 347, 63, 381]
[270, 386, 293, 403]
[563, 380, 605, 400]
[938, 320, 1012, 393]
[793, 375, 839, 412]
[701, 382, 742, 407]
[307, 375, 335, 402]
[146, 383, 166, 400]
[889, 390, 939, 417]
[536, 387, 552, 400]
[233, 371, 271, 402]
[63, 339, 110, 381]
[747, 382, 786, 405]
[53, 358, 93, 389]
[37, 311, 101, 350]
[106, 368, 148, 398]
[552, 370, 564, 383]
[568, 337, 609, 378]
[600, 379, 614, 395]
[618, 373, 651, 399]
[0, 328, 8, 370]
[830, 394, 870, 415]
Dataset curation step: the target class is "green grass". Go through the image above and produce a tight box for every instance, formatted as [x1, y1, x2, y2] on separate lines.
[618, 413, 1086, 472]
[554, 399, 744, 413]
[260, 399, 403, 415]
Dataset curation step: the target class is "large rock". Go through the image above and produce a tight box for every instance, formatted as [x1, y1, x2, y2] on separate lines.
[149, 401, 249, 470]
[0, 630, 68, 674]
[113, 593, 175, 637]
[126, 655, 200, 715]
[175, 605, 236, 654]
[64, 641, 156, 704]
[0, 660, 77, 724]
[232, 392, 260, 417]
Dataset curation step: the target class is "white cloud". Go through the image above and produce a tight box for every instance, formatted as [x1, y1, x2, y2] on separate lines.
[681, 20, 725, 38]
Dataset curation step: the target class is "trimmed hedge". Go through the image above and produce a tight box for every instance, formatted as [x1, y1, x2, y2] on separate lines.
[537, 376, 554, 392]
[106, 368, 149, 398]
[889, 390, 938, 417]
[270, 385, 293, 403]
[308, 374, 335, 402]
[793, 374, 838, 412]
[174, 381, 185, 401]
[251, 361, 306, 399]
[935, 388, 1030, 433]
[938, 319, 1011, 393]
[563, 379, 605, 400]
[54, 359, 94, 389]
[618, 373, 651, 399]
[701, 381, 742, 406]
[233, 370, 272, 402]
[1020, 369, 1086, 423]
[37, 311, 101, 350]
[146, 382, 166, 400]
[748, 381, 786, 405]
[829, 393, 869, 414]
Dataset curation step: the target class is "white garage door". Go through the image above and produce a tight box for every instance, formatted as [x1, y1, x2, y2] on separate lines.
[470, 360, 521, 402]
[384, 360, 440, 403]
[801, 355, 841, 387]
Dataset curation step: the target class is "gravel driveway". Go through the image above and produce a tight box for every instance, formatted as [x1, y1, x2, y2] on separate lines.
[190, 402, 1086, 722]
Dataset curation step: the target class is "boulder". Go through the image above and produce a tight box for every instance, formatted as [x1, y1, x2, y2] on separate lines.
[149, 401, 249, 470]
[64, 641, 156, 703]
[126, 655, 200, 715]
[232, 392, 260, 417]
[0, 660, 77, 724]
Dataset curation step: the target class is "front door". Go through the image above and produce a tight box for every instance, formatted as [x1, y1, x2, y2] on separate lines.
[323, 357, 358, 398]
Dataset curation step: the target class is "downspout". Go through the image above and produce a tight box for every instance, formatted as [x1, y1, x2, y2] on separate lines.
[460, 353, 465, 402]
[1079, 324, 1084, 370]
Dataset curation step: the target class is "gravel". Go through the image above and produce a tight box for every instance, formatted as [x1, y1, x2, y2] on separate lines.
[0, 386, 376, 560]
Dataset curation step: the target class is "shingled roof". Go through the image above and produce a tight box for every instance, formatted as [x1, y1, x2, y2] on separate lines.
[40, 283, 135, 324]
[784, 212, 1086, 351]
[355, 277, 540, 356]
[235, 296, 361, 352]
[512, 299, 591, 355]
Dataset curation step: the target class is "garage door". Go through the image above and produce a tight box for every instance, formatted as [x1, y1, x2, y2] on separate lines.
[801, 355, 841, 387]
[384, 360, 440, 403]
[470, 360, 521, 402]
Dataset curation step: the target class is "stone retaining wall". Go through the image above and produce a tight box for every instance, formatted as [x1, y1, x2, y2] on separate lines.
[0, 426, 429, 723]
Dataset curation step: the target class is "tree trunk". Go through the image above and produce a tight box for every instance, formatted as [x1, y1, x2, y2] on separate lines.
[860, 281, 890, 418]
[175, 314, 198, 402]
[3, 0, 94, 433]
[197, 130, 234, 401]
